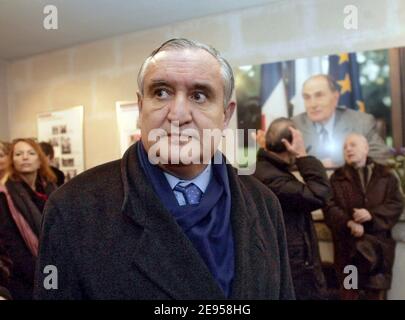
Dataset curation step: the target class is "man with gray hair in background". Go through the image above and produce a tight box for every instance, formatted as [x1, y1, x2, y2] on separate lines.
[34, 38, 294, 300]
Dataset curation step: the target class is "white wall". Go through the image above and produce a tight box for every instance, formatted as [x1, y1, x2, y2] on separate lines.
[0, 59, 9, 140]
[6, 0, 405, 168]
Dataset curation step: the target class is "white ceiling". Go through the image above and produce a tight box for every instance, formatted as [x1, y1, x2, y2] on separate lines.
[0, 0, 279, 61]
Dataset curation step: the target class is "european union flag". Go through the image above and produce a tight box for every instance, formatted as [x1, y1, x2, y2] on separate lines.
[328, 53, 365, 112]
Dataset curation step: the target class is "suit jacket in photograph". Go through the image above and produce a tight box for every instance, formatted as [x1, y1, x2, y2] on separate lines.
[292, 108, 390, 166]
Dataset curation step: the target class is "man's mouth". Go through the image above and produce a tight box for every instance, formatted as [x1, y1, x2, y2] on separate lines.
[166, 135, 196, 145]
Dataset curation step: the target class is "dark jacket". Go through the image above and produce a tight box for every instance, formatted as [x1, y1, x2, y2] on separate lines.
[0, 179, 56, 300]
[51, 166, 65, 187]
[254, 149, 331, 299]
[324, 159, 404, 290]
[34, 143, 295, 300]
[0, 286, 12, 300]
[0, 239, 12, 299]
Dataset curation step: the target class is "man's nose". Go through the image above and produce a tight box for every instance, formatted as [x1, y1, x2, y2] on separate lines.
[306, 97, 317, 109]
[167, 94, 192, 125]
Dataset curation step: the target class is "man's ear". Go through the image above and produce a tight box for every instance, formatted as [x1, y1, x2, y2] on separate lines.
[333, 90, 340, 108]
[137, 92, 143, 112]
[137, 92, 143, 129]
[223, 101, 236, 129]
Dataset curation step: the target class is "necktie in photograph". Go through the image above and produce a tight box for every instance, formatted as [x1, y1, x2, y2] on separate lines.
[320, 125, 329, 145]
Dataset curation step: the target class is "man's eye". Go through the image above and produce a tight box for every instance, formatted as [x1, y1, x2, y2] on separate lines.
[155, 89, 170, 99]
[191, 92, 207, 103]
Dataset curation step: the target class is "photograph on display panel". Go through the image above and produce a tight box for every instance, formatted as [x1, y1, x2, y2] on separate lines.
[116, 101, 141, 156]
[235, 48, 395, 169]
[37, 105, 85, 182]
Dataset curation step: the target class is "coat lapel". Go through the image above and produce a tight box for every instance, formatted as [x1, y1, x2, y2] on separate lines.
[299, 115, 318, 153]
[226, 166, 273, 299]
[227, 169, 252, 299]
[120, 145, 225, 299]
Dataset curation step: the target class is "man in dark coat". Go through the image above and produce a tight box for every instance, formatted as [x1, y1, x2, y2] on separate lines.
[254, 117, 331, 299]
[34, 38, 294, 300]
[324, 133, 403, 300]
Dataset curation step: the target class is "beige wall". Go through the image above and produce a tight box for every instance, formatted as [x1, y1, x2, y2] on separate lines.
[0, 59, 9, 140]
[5, 0, 405, 169]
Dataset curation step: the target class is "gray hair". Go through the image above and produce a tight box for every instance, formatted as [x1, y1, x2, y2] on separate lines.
[303, 74, 339, 92]
[137, 38, 234, 108]
[344, 132, 369, 148]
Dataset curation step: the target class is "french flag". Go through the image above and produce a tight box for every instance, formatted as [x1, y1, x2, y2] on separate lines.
[260, 62, 289, 130]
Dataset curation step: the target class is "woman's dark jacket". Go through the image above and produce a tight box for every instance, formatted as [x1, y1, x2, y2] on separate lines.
[0, 178, 56, 299]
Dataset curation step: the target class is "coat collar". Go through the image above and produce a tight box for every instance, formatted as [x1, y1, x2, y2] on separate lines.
[257, 148, 290, 171]
[333, 158, 390, 194]
[119, 142, 259, 299]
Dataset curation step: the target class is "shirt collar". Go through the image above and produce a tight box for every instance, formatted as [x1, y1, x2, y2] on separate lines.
[314, 111, 336, 136]
[163, 163, 212, 193]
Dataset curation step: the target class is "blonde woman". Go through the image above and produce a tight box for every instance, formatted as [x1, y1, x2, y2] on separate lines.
[0, 138, 56, 299]
[0, 141, 10, 182]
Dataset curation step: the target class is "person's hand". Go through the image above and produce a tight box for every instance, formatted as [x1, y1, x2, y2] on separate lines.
[282, 127, 307, 158]
[347, 220, 364, 237]
[353, 208, 372, 223]
[251, 129, 266, 149]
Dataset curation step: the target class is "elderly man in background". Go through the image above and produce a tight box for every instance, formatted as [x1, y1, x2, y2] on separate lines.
[324, 133, 403, 300]
[292, 74, 390, 168]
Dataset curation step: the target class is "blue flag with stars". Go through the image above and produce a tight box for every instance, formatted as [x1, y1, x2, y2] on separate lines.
[328, 53, 365, 112]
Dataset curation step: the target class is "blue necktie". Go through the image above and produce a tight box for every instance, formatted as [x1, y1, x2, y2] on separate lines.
[174, 183, 203, 205]
[320, 125, 329, 145]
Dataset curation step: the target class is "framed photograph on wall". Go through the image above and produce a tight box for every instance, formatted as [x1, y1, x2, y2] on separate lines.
[235, 48, 397, 169]
[116, 101, 141, 156]
[37, 105, 84, 181]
